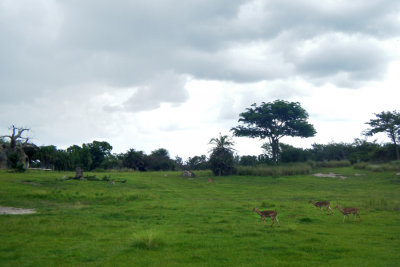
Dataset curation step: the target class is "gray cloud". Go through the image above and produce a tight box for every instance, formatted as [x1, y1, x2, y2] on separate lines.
[0, 0, 399, 109]
[121, 71, 189, 112]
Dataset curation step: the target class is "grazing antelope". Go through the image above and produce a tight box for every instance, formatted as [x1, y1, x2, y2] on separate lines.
[309, 199, 333, 215]
[207, 178, 214, 183]
[334, 204, 361, 223]
[252, 208, 280, 227]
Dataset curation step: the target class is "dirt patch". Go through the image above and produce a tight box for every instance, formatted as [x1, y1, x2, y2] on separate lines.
[0, 207, 36, 215]
[313, 172, 347, 179]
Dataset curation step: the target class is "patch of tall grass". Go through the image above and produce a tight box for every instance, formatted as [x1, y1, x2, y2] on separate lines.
[314, 160, 351, 168]
[353, 160, 400, 172]
[235, 163, 312, 177]
[130, 230, 165, 250]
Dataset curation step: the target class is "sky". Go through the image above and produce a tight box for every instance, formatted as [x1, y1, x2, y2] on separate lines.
[1, 0, 399, 160]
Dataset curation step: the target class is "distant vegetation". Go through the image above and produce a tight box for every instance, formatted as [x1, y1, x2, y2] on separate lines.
[1, 103, 399, 174]
[0, 137, 398, 174]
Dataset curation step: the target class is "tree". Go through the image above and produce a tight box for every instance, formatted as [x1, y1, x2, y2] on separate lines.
[186, 155, 209, 170]
[363, 111, 400, 160]
[84, 141, 113, 170]
[66, 145, 93, 171]
[231, 100, 316, 164]
[35, 145, 59, 169]
[0, 125, 31, 170]
[1, 125, 30, 149]
[146, 148, 175, 171]
[208, 134, 235, 176]
[122, 149, 146, 171]
[279, 143, 311, 163]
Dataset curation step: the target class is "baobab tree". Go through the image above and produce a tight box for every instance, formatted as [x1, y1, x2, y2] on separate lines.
[1, 125, 30, 150]
[0, 125, 31, 169]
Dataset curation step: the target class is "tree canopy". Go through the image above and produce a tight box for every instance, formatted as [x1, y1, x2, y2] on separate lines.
[364, 110, 400, 160]
[231, 100, 316, 163]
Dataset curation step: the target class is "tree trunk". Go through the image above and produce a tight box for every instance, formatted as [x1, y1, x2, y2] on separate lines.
[271, 139, 280, 165]
[390, 133, 400, 160]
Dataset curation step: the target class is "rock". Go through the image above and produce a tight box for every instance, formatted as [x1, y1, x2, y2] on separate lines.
[181, 170, 196, 178]
[75, 167, 84, 179]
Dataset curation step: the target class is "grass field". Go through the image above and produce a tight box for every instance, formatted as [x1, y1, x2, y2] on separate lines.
[0, 168, 399, 266]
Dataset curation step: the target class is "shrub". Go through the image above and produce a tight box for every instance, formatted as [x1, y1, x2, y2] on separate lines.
[7, 152, 25, 172]
[209, 147, 235, 176]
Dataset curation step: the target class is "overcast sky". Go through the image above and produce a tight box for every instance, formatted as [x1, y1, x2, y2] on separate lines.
[1, 0, 399, 159]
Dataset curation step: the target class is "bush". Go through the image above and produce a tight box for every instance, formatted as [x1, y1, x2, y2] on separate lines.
[209, 148, 235, 176]
[7, 152, 25, 172]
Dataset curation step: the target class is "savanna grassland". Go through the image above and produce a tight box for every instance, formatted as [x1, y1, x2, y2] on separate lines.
[0, 168, 399, 266]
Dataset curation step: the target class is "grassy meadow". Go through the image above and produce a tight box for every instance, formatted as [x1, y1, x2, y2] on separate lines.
[0, 168, 399, 266]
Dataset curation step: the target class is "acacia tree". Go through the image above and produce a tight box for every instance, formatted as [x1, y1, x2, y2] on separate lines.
[231, 100, 316, 164]
[363, 111, 400, 160]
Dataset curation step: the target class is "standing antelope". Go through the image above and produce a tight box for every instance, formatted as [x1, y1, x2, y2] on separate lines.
[334, 204, 361, 223]
[252, 208, 280, 227]
[309, 199, 333, 215]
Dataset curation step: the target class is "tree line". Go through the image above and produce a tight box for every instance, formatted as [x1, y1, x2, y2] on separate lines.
[1, 100, 399, 174]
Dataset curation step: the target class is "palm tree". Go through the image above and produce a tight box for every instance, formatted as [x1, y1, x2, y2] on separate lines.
[209, 133, 235, 152]
[208, 133, 235, 176]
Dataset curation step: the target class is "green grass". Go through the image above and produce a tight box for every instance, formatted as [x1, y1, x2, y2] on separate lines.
[0, 168, 399, 266]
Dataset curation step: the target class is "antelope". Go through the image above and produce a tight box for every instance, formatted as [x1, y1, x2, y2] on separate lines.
[334, 204, 361, 223]
[207, 178, 214, 183]
[252, 208, 280, 227]
[309, 199, 333, 215]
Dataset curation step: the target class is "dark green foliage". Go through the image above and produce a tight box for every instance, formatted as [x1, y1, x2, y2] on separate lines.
[34, 145, 59, 169]
[122, 149, 147, 171]
[232, 100, 316, 164]
[84, 141, 113, 170]
[310, 143, 352, 162]
[146, 148, 175, 171]
[239, 155, 258, 166]
[186, 155, 209, 170]
[209, 147, 235, 176]
[364, 110, 400, 160]
[7, 152, 25, 172]
[208, 134, 235, 176]
[279, 143, 312, 163]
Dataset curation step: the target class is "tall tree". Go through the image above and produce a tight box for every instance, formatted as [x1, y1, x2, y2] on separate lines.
[147, 148, 175, 171]
[122, 149, 146, 171]
[363, 111, 400, 160]
[84, 141, 113, 170]
[208, 134, 235, 176]
[231, 100, 316, 164]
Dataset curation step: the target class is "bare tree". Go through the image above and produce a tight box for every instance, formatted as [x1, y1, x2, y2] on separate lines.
[1, 125, 30, 150]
